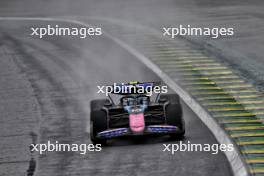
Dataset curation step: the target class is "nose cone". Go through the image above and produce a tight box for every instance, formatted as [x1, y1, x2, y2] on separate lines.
[129, 113, 145, 133]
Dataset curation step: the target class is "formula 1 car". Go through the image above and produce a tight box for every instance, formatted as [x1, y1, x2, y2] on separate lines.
[90, 82, 185, 144]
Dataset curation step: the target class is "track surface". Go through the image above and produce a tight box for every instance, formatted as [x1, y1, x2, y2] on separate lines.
[0, 19, 232, 176]
[1, 0, 263, 90]
[2, 0, 262, 175]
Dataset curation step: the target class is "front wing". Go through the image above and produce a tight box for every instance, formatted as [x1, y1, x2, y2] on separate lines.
[96, 125, 180, 139]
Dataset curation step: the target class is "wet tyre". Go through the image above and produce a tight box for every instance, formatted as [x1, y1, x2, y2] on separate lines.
[90, 99, 109, 145]
[160, 94, 185, 139]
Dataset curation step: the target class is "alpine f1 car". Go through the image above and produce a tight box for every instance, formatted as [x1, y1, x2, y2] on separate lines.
[90, 82, 185, 144]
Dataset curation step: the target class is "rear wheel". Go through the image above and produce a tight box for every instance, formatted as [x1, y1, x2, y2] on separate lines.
[90, 99, 109, 145]
[160, 94, 185, 139]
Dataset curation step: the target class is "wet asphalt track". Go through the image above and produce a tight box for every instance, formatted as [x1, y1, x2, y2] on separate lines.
[0, 20, 232, 176]
[1, 0, 264, 175]
[1, 0, 263, 90]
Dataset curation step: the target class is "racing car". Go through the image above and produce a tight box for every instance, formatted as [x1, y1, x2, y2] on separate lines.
[90, 82, 185, 144]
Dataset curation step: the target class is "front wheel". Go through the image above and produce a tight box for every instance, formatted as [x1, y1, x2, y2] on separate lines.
[161, 94, 185, 139]
[90, 99, 109, 145]
[90, 120, 107, 145]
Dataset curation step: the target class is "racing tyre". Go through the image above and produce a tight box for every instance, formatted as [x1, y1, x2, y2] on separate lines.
[161, 94, 185, 139]
[90, 99, 109, 145]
